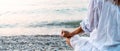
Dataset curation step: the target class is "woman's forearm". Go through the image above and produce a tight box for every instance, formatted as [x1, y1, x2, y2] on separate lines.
[70, 26, 84, 36]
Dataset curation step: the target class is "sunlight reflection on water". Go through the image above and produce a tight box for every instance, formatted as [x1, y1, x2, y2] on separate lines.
[0, 0, 89, 35]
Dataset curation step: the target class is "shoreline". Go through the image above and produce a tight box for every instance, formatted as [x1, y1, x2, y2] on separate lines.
[0, 27, 74, 36]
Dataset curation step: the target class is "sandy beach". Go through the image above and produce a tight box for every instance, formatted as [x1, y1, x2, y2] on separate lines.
[0, 35, 73, 51]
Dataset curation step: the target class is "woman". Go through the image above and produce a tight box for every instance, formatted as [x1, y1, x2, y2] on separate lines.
[61, 0, 120, 51]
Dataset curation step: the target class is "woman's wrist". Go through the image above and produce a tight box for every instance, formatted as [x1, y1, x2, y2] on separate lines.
[69, 32, 75, 38]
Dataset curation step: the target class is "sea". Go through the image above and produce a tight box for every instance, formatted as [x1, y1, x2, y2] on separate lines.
[0, 0, 89, 36]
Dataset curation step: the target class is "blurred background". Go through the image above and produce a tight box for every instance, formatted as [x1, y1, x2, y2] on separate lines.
[0, 0, 89, 36]
[0, 0, 90, 50]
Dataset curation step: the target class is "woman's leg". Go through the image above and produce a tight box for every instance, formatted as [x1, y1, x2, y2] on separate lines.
[66, 35, 89, 51]
[66, 35, 100, 51]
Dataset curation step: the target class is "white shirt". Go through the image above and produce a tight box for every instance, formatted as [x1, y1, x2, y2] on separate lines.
[80, 0, 120, 51]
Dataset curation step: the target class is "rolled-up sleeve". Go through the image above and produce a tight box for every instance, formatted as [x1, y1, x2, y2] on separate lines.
[80, 0, 102, 33]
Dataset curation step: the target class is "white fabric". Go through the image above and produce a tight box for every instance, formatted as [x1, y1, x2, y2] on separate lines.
[72, 0, 120, 51]
[70, 35, 88, 49]
[70, 35, 100, 51]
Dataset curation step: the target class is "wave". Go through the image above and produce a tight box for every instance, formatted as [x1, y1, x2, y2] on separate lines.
[0, 24, 16, 28]
[0, 20, 82, 28]
[28, 20, 82, 28]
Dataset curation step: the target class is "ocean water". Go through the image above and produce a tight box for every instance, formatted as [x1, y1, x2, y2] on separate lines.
[0, 0, 89, 36]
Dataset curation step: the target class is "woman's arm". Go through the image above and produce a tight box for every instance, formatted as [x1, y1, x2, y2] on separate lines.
[61, 26, 84, 38]
[70, 26, 84, 36]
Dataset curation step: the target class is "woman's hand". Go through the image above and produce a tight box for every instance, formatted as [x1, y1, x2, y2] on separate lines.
[61, 27, 84, 38]
[61, 30, 73, 38]
[65, 38, 72, 48]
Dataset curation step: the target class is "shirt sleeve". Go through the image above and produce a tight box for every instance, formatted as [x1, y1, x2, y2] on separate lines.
[80, 0, 103, 33]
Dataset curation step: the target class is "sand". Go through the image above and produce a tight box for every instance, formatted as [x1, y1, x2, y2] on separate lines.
[0, 35, 73, 51]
